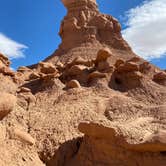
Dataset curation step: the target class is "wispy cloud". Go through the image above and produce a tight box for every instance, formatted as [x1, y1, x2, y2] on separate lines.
[0, 33, 28, 59]
[122, 0, 166, 60]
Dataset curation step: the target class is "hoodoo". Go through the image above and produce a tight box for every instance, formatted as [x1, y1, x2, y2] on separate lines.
[0, 1, 166, 166]
[45, 0, 132, 64]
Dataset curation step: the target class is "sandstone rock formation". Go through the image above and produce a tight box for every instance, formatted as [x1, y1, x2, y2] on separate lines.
[45, 0, 133, 64]
[0, 0, 166, 166]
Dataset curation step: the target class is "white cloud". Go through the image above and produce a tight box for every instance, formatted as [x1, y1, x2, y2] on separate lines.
[122, 0, 166, 60]
[0, 33, 27, 59]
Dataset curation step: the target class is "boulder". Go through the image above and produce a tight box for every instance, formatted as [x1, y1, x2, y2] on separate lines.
[153, 72, 166, 81]
[11, 128, 35, 145]
[95, 48, 112, 63]
[0, 53, 15, 76]
[68, 65, 87, 76]
[29, 72, 40, 80]
[97, 61, 113, 72]
[0, 93, 17, 120]
[139, 61, 151, 73]
[17, 66, 32, 73]
[38, 62, 57, 74]
[127, 130, 166, 152]
[0, 66, 15, 76]
[114, 59, 125, 68]
[40, 72, 59, 81]
[88, 71, 106, 80]
[69, 56, 93, 67]
[55, 61, 64, 70]
[66, 80, 81, 89]
[78, 121, 117, 140]
[117, 62, 139, 73]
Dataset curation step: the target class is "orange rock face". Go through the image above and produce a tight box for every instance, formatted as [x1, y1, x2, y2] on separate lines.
[0, 0, 166, 166]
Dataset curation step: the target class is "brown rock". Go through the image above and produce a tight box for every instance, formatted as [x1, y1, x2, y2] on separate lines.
[17, 87, 31, 93]
[126, 130, 166, 152]
[114, 59, 125, 68]
[56, 61, 64, 70]
[0, 93, 16, 120]
[0, 53, 15, 76]
[66, 80, 81, 89]
[12, 128, 35, 145]
[117, 62, 139, 72]
[78, 121, 117, 140]
[38, 62, 57, 74]
[139, 61, 151, 73]
[68, 65, 87, 76]
[96, 48, 112, 63]
[0, 53, 10, 66]
[88, 71, 106, 80]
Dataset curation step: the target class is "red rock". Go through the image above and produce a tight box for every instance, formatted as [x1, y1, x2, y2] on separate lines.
[38, 62, 57, 74]
[95, 48, 112, 63]
[66, 80, 81, 89]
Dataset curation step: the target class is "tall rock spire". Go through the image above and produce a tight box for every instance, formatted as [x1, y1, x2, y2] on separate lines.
[45, 0, 132, 64]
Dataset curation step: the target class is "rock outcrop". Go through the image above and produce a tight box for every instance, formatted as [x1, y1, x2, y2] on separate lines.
[0, 1, 166, 166]
[45, 0, 133, 64]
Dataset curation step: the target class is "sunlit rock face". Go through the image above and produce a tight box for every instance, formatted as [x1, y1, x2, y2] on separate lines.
[45, 0, 132, 65]
[58, 0, 130, 51]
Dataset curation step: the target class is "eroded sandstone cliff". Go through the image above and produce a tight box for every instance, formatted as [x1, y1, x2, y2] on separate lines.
[0, 0, 166, 166]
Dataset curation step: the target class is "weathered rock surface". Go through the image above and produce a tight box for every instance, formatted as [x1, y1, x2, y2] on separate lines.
[0, 93, 16, 120]
[0, 0, 166, 166]
[45, 0, 132, 64]
[66, 80, 81, 89]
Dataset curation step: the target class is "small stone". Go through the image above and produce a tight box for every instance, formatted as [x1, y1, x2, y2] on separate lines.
[71, 57, 93, 67]
[153, 72, 166, 81]
[38, 62, 57, 74]
[12, 128, 35, 145]
[96, 48, 112, 63]
[66, 80, 81, 89]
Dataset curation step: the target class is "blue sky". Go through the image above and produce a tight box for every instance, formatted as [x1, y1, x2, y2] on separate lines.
[0, 0, 166, 69]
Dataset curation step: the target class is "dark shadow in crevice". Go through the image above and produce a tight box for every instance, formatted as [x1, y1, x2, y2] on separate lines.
[39, 137, 83, 166]
[21, 78, 60, 95]
[160, 151, 166, 156]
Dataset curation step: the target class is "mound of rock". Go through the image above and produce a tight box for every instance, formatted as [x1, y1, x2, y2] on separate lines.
[0, 0, 166, 166]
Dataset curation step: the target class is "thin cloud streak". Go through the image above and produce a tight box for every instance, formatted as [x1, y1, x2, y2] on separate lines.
[0, 33, 28, 59]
